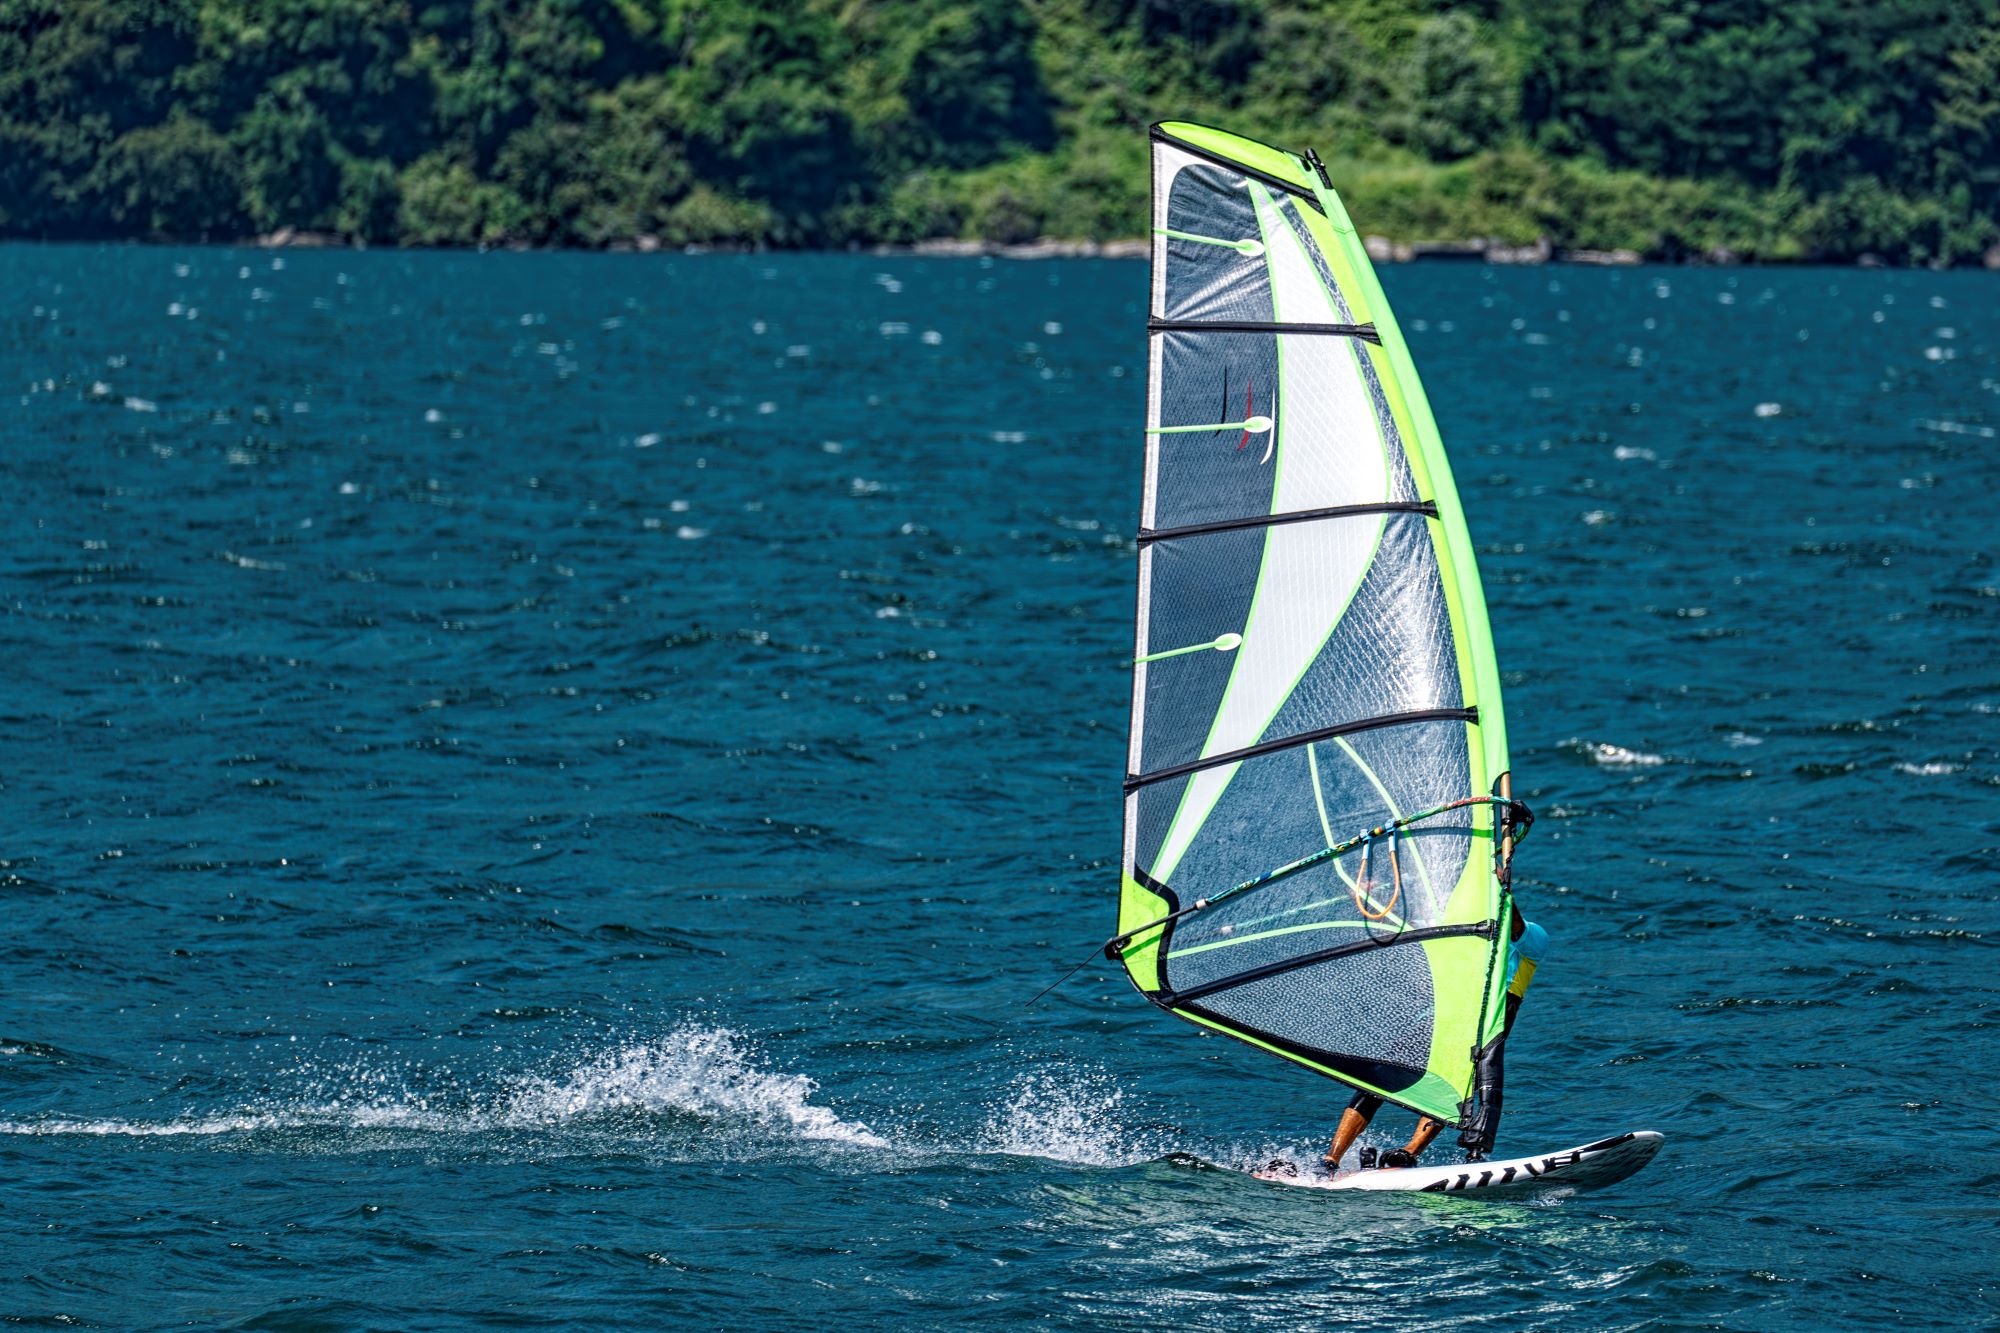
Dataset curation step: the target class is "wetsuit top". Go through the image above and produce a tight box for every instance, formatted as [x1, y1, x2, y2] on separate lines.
[1506, 920, 1549, 1000]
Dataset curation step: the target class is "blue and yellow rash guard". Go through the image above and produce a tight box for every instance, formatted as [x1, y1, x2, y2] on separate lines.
[1507, 920, 1549, 1002]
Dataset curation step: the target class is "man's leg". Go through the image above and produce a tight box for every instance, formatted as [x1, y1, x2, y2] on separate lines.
[1401, 1116, 1446, 1160]
[1369, 1115, 1445, 1169]
[1324, 1090, 1382, 1170]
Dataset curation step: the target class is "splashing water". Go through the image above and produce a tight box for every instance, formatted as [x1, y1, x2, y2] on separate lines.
[0, 1024, 886, 1151]
[977, 1068, 1166, 1167]
[503, 1025, 888, 1147]
[0, 1113, 293, 1139]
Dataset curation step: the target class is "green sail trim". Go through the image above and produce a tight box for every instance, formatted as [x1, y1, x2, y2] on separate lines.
[1120, 122, 1514, 1128]
[1295, 164, 1513, 1068]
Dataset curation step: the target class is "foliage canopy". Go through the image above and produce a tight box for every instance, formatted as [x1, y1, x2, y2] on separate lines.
[1, 0, 1996, 262]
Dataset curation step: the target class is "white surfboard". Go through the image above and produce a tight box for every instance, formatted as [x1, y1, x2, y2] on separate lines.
[1251, 1130, 1664, 1194]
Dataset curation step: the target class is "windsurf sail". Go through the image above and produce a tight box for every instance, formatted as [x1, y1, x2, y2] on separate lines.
[1116, 122, 1523, 1129]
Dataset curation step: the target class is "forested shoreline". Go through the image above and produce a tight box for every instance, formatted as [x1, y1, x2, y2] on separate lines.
[3, 0, 1998, 264]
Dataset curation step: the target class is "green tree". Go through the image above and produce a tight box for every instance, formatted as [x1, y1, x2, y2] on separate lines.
[90, 113, 246, 235]
[0, 0, 1992, 262]
[1382, 12, 1518, 160]
[396, 151, 523, 245]
[0, 0, 200, 233]
[664, 4, 859, 239]
[1934, 20, 2000, 233]
[844, 0, 1054, 173]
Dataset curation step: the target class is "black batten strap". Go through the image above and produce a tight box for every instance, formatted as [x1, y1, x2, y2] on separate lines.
[1149, 318, 1382, 345]
[1139, 500, 1437, 545]
[1155, 921, 1496, 1008]
[1125, 706, 1478, 792]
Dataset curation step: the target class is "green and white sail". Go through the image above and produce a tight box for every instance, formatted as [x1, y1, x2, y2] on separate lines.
[1118, 122, 1514, 1127]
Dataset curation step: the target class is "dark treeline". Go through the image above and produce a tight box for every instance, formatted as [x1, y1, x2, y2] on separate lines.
[2, 0, 1997, 262]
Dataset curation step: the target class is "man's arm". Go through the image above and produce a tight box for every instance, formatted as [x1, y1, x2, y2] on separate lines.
[1458, 915, 1547, 1156]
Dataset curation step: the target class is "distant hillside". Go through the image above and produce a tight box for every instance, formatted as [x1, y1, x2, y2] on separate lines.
[3, 0, 1998, 263]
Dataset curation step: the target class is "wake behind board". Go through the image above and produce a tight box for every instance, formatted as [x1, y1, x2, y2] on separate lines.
[1252, 1131, 1664, 1195]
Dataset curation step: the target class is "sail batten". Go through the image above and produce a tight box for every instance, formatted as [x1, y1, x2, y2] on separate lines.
[1148, 318, 1381, 342]
[1138, 499, 1437, 545]
[1119, 122, 1514, 1128]
[1125, 706, 1480, 791]
[1157, 923, 1496, 1009]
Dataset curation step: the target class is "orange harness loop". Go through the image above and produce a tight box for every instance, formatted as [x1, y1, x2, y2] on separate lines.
[1350, 828, 1404, 921]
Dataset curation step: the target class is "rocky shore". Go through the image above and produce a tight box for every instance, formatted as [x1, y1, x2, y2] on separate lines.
[245, 228, 2000, 269]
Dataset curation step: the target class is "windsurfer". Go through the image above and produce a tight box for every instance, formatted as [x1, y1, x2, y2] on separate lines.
[1321, 905, 1548, 1172]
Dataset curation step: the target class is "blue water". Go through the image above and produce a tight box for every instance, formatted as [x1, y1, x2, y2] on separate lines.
[3, 247, 1996, 1329]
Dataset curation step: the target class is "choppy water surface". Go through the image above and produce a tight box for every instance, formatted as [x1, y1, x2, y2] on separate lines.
[3, 247, 1996, 1329]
